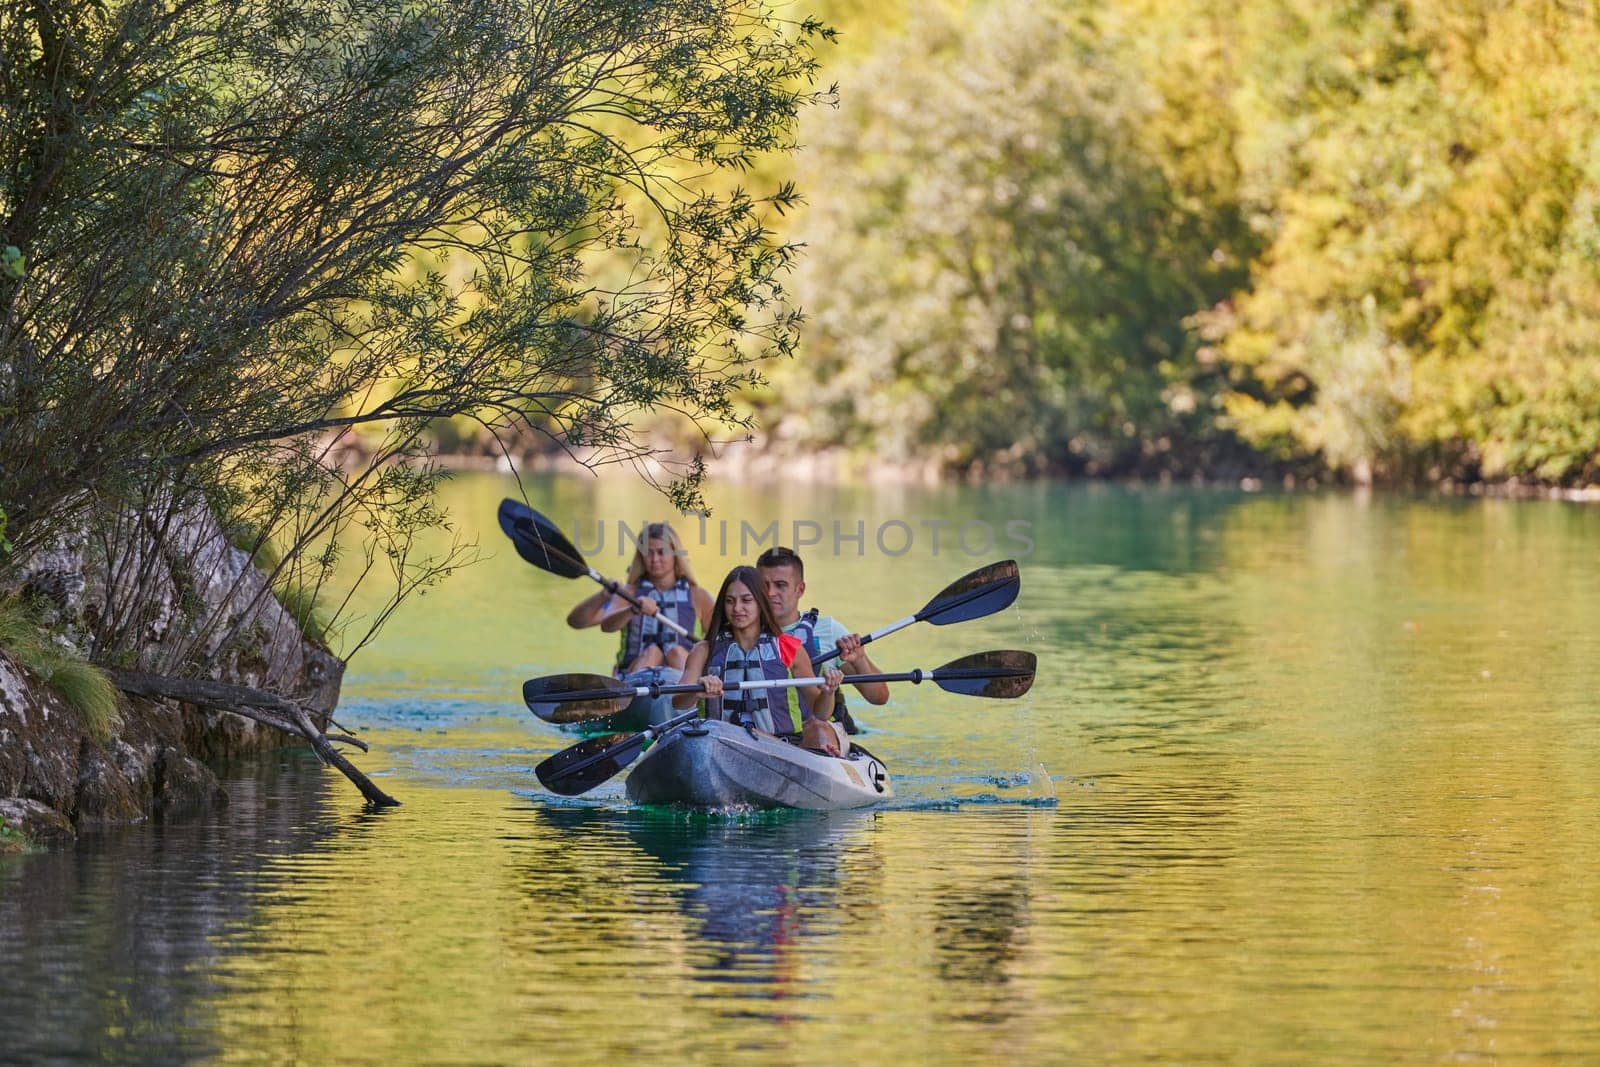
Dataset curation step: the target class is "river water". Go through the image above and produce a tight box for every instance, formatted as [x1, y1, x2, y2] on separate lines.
[4, 473, 1599, 1063]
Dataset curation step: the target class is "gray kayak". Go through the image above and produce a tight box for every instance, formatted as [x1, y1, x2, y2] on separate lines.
[624, 719, 891, 810]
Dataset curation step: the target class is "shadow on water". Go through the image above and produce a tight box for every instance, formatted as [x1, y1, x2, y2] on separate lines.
[0, 749, 387, 1064]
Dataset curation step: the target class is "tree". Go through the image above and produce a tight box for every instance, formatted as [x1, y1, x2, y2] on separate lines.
[1218, 0, 1600, 485]
[1, 0, 829, 666]
[771, 0, 1254, 477]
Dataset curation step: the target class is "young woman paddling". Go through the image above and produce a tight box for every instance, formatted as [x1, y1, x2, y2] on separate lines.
[565, 522, 713, 677]
[674, 565, 848, 756]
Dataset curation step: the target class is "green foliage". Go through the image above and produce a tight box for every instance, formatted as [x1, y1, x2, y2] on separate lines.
[0, 598, 122, 743]
[1218, 0, 1600, 484]
[772, 0, 1257, 476]
[1, 0, 826, 663]
[751, 0, 1600, 487]
[0, 814, 30, 854]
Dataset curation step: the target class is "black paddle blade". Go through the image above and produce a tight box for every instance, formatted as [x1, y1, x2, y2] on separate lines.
[522, 674, 635, 723]
[931, 650, 1037, 698]
[535, 732, 645, 795]
[497, 499, 588, 578]
[921, 560, 1020, 626]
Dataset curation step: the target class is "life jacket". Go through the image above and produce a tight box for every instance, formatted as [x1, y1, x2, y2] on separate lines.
[705, 630, 800, 735]
[785, 608, 849, 723]
[616, 576, 698, 669]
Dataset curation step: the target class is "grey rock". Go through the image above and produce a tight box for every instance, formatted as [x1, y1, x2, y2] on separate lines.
[75, 744, 147, 826]
[155, 747, 227, 813]
[0, 797, 74, 842]
[0, 498, 347, 830]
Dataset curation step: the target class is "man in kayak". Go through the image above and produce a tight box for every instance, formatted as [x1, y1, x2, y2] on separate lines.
[674, 565, 847, 754]
[756, 545, 889, 739]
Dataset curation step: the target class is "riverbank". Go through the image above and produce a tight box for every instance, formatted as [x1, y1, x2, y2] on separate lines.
[415, 435, 1600, 503]
[0, 506, 344, 838]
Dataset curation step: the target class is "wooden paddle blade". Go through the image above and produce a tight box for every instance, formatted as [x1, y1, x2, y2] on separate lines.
[930, 650, 1037, 698]
[921, 560, 1020, 626]
[497, 499, 588, 578]
[522, 674, 634, 723]
[535, 732, 645, 795]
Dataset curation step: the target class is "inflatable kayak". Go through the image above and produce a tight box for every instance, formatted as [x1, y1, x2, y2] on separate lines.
[624, 719, 891, 810]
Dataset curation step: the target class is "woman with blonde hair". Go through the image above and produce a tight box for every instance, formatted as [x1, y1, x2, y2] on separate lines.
[566, 521, 713, 678]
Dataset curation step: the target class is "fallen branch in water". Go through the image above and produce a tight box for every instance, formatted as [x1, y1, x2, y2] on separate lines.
[106, 669, 398, 807]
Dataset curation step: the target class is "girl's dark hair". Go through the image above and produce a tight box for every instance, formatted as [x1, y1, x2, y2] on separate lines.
[706, 565, 782, 638]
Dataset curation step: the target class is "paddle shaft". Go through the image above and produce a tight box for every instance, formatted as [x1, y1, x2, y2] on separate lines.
[544, 666, 1026, 704]
[589, 571, 692, 639]
[538, 668, 999, 785]
[809, 614, 915, 667]
[548, 709, 700, 784]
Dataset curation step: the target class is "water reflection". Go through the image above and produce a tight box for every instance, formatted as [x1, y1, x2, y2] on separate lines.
[527, 807, 871, 992]
[0, 750, 355, 1064]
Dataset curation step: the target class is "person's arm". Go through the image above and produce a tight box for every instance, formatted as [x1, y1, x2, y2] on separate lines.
[672, 641, 716, 711]
[565, 589, 615, 629]
[600, 584, 659, 632]
[790, 646, 842, 721]
[816, 619, 890, 705]
[836, 632, 890, 705]
[691, 585, 714, 635]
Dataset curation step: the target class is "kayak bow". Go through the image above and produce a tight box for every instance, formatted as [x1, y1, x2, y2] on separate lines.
[624, 720, 891, 810]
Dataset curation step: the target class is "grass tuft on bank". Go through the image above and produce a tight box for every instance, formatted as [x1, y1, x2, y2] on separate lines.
[0, 597, 122, 743]
[273, 581, 333, 647]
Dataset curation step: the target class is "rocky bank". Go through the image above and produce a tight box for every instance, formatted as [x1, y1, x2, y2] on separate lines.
[0, 502, 343, 844]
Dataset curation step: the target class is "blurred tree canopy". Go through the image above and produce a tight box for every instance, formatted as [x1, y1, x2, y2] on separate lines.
[766, 0, 1600, 486]
[0, 0, 827, 663]
[773, 0, 1256, 476]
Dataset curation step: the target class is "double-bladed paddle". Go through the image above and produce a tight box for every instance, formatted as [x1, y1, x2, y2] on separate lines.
[534, 711, 701, 797]
[803, 558, 1019, 734]
[497, 498, 691, 638]
[530, 650, 1037, 796]
[808, 559, 1020, 667]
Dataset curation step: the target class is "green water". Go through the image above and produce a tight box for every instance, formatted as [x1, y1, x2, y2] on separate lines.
[4, 474, 1600, 1063]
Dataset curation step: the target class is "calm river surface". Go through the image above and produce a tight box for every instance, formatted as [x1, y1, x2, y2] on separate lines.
[4, 473, 1600, 1063]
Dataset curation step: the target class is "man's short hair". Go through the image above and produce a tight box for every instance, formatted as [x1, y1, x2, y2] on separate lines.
[756, 545, 804, 580]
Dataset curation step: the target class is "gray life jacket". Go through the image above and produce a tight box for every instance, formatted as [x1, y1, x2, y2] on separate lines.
[786, 608, 848, 721]
[616, 577, 698, 668]
[705, 630, 797, 735]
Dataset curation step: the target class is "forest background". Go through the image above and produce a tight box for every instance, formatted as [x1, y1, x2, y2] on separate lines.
[550, 0, 1600, 490]
[774, 0, 1600, 489]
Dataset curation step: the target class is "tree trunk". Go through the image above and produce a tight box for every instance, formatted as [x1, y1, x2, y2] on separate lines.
[107, 670, 399, 807]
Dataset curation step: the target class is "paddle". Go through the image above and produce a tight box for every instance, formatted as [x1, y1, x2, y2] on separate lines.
[526, 650, 1037, 722]
[808, 559, 1020, 667]
[496, 498, 690, 638]
[534, 711, 700, 796]
[532, 651, 1036, 795]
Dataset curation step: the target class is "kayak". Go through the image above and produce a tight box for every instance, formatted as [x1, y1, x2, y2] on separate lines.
[624, 719, 891, 810]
